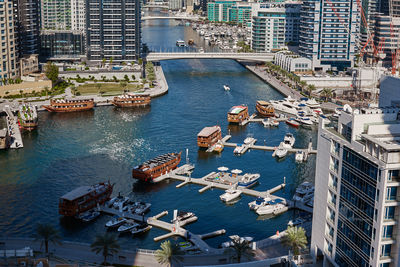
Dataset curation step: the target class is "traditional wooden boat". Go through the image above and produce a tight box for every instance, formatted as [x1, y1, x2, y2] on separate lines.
[197, 125, 222, 148]
[0, 128, 10, 149]
[43, 98, 94, 112]
[59, 182, 113, 217]
[18, 104, 38, 131]
[227, 105, 249, 124]
[112, 93, 151, 108]
[132, 152, 182, 182]
[255, 100, 275, 117]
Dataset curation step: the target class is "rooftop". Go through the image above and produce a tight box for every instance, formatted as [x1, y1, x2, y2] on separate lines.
[229, 106, 247, 114]
[61, 186, 94, 201]
[198, 126, 221, 137]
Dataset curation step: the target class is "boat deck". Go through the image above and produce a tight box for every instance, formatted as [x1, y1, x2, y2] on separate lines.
[240, 113, 287, 126]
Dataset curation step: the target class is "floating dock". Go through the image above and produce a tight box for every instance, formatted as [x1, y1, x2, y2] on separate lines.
[3, 105, 23, 149]
[240, 113, 287, 126]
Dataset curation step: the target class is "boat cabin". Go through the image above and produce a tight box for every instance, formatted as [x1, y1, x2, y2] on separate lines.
[256, 100, 275, 117]
[227, 105, 249, 123]
[197, 126, 222, 148]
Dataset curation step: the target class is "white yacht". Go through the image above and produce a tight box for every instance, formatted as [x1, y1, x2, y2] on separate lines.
[223, 84, 230, 91]
[220, 188, 242, 202]
[282, 133, 295, 148]
[248, 196, 271, 210]
[292, 182, 314, 203]
[270, 96, 300, 115]
[256, 199, 287, 216]
[105, 216, 127, 228]
[117, 221, 140, 233]
[303, 98, 323, 115]
[296, 115, 314, 127]
[262, 118, 279, 127]
[295, 151, 306, 162]
[234, 145, 246, 154]
[275, 145, 288, 158]
[243, 136, 256, 145]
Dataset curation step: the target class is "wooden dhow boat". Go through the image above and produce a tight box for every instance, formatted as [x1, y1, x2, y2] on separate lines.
[112, 93, 151, 108]
[18, 104, 38, 131]
[43, 98, 94, 112]
[197, 125, 222, 149]
[255, 100, 275, 117]
[227, 105, 249, 124]
[132, 152, 182, 182]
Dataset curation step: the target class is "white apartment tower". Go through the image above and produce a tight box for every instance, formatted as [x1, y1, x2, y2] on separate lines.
[311, 105, 400, 267]
[71, 0, 86, 32]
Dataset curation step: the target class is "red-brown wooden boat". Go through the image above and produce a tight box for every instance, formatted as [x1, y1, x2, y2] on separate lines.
[255, 100, 275, 117]
[132, 152, 182, 182]
[43, 98, 94, 112]
[197, 125, 222, 148]
[59, 182, 113, 217]
[112, 93, 151, 108]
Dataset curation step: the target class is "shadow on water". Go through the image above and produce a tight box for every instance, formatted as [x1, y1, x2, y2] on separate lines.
[227, 124, 246, 136]
[132, 179, 174, 194]
[197, 149, 222, 161]
[45, 110, 95, 121]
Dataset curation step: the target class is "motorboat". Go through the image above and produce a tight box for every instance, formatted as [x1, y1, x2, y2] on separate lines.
[113, 196, 129, 210]
[292, 182, 314, 203]
[243, 136, 256, 145]
[237, 173, 260, 188]
[117, 221, 140, 233]
[256, 199, 287, 216]
[213, 142, 224, 153]
[176, 40, 185, 47]
[106, 216, 127, 228]
[78, 209, 101, 222]
[288, 217, 306, 227]
[295, 151, 306, 162]
[333, 107, 343, 118]
[131, 223, 152, 235]
[319, 114, 331, 125]
[221, 236, 253, 248]
[233, 145, 245, 154]
[133, 202, 152, 214]
[286, 118, 300, 128]
[303, 98, 323, 115]
[220, 188, 242, 202]
[274, 145, 288, 158]
[223, 84, 230, 91]
[172, 211, 195, 223]
[296, 116, 314, 127]
[248, 196, 271, 210]
[283, 133, 295, 148]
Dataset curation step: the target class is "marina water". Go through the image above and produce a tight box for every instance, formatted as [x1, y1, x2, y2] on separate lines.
[0, 14, 317, 249]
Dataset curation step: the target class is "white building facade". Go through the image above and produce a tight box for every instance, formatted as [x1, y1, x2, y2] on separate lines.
[311, 106, 400, 267]
[274, 52, 312, 72]
[71, 0, 86, 32]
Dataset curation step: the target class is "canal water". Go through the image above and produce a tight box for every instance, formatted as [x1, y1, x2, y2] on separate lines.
[0, 13, 316, 249]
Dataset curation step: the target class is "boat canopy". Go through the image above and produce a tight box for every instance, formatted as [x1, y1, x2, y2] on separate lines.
[197, 126, 220, 137]
[229, 106, 247, 114]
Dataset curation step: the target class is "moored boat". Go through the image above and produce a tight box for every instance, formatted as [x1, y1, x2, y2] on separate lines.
[112, 93, 151, 108]
[286, 118, 300, 128]
[223, 85, 230, 91]
[59, 182, 113, 217]
[78, 209, 101, 222]
[220, 188, 242, 202]
[43, 98, 94, 112]
[292, 182, 314, 203]
[131, 223, 152, 235]
[274, 145, 288, 158]
[256, 199, 287, 216]
[106, 216, 127, 228]
[18, 104, 38, 131]
[132, 152, 182, 182]
[237, 173, 260, 188]
[117, 220, 140, 233]
[176, 40, 185, 47]
[197, 125, 222, 149]
[233, 144, 245, 154]
[213, 142, 224, 153]
[256, 100, 275, 117]
[172, 211, 195, 223]
[248, 196, 271, 210]
[227, 105, 249, 124]
[282, 133, 295, 148]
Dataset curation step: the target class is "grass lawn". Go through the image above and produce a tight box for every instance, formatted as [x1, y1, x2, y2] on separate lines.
[77, 83, 143, 95]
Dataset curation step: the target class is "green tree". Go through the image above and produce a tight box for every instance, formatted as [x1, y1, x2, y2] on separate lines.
[102, 58, 106, 67]
[124, 74, 130, 82]
[44, 62, 59, 85]
[34, 223, 61, 255]
[299, 81, 307, 93]
[138, 58, 143, 65]
[91, 233, 120, 265]
[307, 84, 316, 97]
[113, 76, 118, 82]
[155, 240, 182, 267]
[109, 57, 114, 65]
[71, 86, 77, 96]
[96, 83, 103, 95]
[44, 86, 50, 98]
[225, 237, 254, 263]
[281, 226, 308, 256]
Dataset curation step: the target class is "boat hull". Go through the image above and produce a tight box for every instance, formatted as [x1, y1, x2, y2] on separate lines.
[132, 152, 181, 182]
[43, 104, 94, 112]
[256, 103, 275, 117]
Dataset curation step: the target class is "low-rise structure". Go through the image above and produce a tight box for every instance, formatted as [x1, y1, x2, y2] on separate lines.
[251, 2, 301, 52]
[274, 52, 311, 73]
[19, 55, 39, 76]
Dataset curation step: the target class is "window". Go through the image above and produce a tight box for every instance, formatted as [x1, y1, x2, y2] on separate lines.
[386, 186, 397, 201]
[382, 225, 393, 239]
[381, 244, 391, 257]
[384, 206, 395, 220]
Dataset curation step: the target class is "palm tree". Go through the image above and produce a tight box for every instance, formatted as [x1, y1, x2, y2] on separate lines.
[33, 223, 61, 255]
[307, 84, 316, 97]
[320, 88, 333, 101]
[44, 86, 50, 98]
[299, 81, 307, 93]
[225, 236, 254, 263]
[91, 233, 120, 265]
[155, 240, 181, 266]
[281, 226, 308, 256]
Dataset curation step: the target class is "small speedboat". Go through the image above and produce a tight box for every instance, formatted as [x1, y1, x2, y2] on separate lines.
[117, 221, 140, 233]
[295, 151, 306, 162]
[234, 145, 245, 154]
[172, 211, 195, 223]
[113, 196, 129, 210]
[256, 200, 287, 216]
[78, 209, 101, 222]
[275, 146, 288, 158]
[213, 142, 224, 153]
[238, 173, 260, 188]
[286, 118, 300, 128]
[248, 196, 271, 210]
[296, 116, 314, 127]
[282, 133, 295, 148]
[223, 84, 230, 91]
[244, 136, 255, 145]
[220, 188, 242, 202]
[106, 216, 127, 228]
[288, 217, 306, 227]
[131, 223, 152, 235]
[133, 202, 152, 214]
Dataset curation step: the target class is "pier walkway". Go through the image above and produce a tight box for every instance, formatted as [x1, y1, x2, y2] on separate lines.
[3, 105, 23, 149]
[221, 135, 317, 155]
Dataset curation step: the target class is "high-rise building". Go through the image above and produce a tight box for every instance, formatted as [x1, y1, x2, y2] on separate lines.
[169, 0, 183, 10]
[14, 0, 40, 55]
[71, 0, 86, 32]
[373, 15, 400, 66]
[299, 0, 359, 70]
[311, 103, 400, 266]
[41, 0, 71, 30]
[251, 2, 300, 52]
[207, 0, 239, 22]
[0, 0, 19, 81]
[86, 0, 141, 62]
[40, 30, 85, 60]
